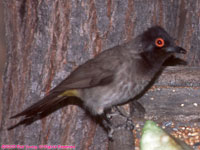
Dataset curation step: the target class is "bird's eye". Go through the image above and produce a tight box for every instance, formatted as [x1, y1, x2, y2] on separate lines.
[155, 38, 165, 48]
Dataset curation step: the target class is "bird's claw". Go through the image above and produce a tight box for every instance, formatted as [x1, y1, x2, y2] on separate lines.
[108, 127, 114, 141]
[103, 111, 134, 140]
[125, 117, 134, 130]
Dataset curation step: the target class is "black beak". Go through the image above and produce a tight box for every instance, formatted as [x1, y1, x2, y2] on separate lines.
[165, 46, 187, 54]
[175, 46, 187, 54]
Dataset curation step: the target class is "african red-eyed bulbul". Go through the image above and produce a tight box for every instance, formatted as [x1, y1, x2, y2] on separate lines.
[8, 26, 187, 137]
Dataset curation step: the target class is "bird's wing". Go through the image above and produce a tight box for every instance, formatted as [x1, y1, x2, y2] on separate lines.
[51, 48, 123, 93]
[8, 42, 139, 129]
[8, 51, 120, 128]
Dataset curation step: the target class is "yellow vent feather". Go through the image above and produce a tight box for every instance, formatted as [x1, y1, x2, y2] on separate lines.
[59, 89, 79, 97]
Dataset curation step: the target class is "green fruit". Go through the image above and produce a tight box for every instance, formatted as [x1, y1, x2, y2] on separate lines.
[140, 120, 193, 150]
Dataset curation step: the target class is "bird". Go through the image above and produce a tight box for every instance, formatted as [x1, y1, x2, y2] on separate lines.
[8, 26, 186, 135]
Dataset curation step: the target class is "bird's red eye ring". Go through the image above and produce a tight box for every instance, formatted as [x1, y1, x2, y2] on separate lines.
[155, 38, 165, 47]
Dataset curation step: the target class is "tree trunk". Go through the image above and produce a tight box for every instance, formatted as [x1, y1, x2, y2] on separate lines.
[0, 0, 199, 150]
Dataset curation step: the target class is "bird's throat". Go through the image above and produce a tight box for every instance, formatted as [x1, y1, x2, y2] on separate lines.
[139, 52, 170, 76]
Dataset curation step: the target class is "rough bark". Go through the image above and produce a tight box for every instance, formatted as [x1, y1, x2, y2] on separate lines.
[0, 0, 199, 150]
[0, 0, 6, 132]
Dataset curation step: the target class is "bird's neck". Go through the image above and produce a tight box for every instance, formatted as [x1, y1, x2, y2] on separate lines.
[138, 51, 171, 75]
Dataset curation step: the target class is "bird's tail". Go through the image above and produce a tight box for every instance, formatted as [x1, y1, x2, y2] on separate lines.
[8, 89, 79, 130]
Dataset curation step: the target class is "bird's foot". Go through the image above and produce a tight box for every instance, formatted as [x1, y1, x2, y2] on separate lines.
[103, 108, 134, 140]
[107, 118, 134, 140]
[125, 117, 134, 130]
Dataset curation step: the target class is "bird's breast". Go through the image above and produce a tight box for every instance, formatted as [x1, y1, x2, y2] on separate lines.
[81, 62, 156, 115]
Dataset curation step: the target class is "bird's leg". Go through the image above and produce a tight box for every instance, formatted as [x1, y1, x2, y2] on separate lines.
[100, 112, 115, 140]
[105, 108, 120, 119]
[101, 107, 134, 140]
[105, 106, 131, 119]
[101, 108, 126, 140]
[115, 106, 129, 117]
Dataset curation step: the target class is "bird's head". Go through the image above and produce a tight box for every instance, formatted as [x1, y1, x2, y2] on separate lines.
[139, 26, 186, 65]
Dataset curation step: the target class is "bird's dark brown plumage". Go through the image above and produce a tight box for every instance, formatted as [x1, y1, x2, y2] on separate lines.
[8, 26, 187, 130]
